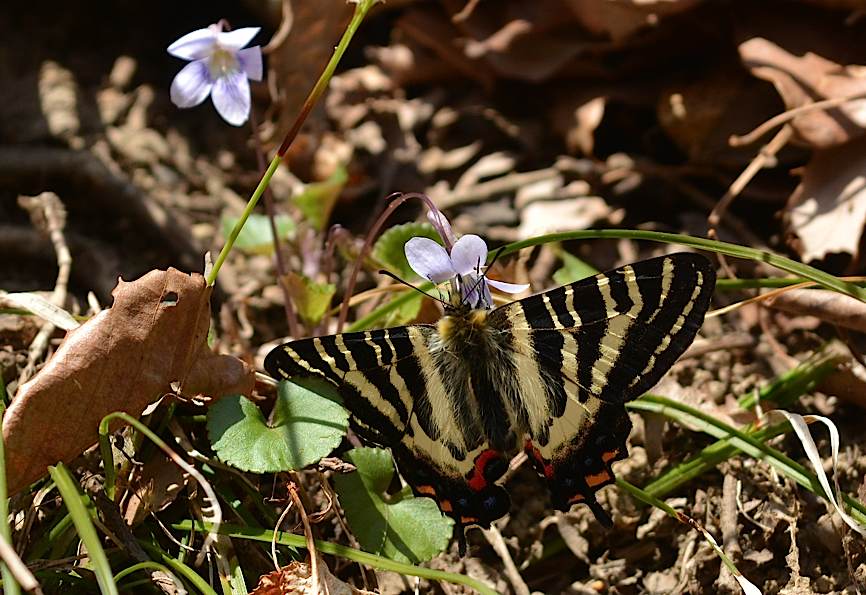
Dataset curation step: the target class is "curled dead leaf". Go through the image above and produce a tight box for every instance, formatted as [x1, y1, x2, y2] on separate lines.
[251, 556, 372, 595]
[565, 0, 700, 42]
[122, 453, 188, 526]
[766, 288, 866, 333]
[785, 135, 866, 263]
[739, 37, 866, 148]
[3, 268, 254, 494]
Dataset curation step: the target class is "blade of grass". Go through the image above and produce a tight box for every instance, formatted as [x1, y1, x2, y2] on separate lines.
[0, 384, 19, 595]
[643, 350, 843, 497]
[139, 540, 218, 595]
[351, 230, 864, 331]
[48, 464, 118, 595]
[112, 561, 182, 591]
[498, 229, 866, 301]
[171, 520, 498, 595]
[628, 394, 866, 525]
[617, 479, 761, 595]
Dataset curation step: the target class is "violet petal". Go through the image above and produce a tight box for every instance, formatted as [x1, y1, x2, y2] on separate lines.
[170, 59, 214, 108]
[405, 237, 455, 283]
[167, 28, 217, 60]
[237, 46, 263, 81]
[216, 27, 260, 50]
[487, 278, 530, 294]
[450, 235, 488, 275]
[211, 69, 250, 126]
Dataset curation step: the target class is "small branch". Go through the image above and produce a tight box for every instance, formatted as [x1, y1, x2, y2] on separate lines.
[17, 192, 72, 386]
[730, 91, 866, 147]
[708, 124, 793, 277]
[482, 526, 529, 595]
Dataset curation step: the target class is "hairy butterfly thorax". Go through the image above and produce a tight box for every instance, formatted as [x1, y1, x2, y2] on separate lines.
[266, 234, 715, 551]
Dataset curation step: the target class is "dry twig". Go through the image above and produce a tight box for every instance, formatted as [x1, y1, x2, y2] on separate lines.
[16, 192, 72, 386]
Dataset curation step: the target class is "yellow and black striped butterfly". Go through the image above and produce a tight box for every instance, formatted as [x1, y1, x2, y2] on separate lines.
[265, 253, 715, 541]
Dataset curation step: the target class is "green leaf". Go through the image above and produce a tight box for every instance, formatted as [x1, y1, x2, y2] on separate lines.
[372, 222, 442, 279]
[552, 250, 597, 285]
[220, 213, 295, 255]
[207, 379, 348, 473]
[333, 448, 453, 564]
[382, 294, 422, 326]
[285, 272, 337, 325]
[294, 166, 348, 231]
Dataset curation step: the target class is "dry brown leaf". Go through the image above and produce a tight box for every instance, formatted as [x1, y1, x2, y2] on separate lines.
[785, 135, 866, 262]
[564, 0, 700, 42]
[251, 556, 371, 595]
[766, 288, 866, 333]
[3, 268, 254, 494]
[739, 37, 866, 148]
[122, 453, 188, 526]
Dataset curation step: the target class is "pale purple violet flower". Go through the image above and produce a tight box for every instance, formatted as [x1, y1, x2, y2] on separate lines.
[167, 24, 263, 126]
[405, 233, 528, 309]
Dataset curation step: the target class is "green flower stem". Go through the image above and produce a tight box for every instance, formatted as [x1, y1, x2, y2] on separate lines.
[499, 229, 866, 301]
[206, 154, 281, 286]
[277, 0, 379, 156]
[171, 520, 498, 595]
[48, 464, 119, 595]
[207, 0, 380, 287]
[0, 397, 18, 595]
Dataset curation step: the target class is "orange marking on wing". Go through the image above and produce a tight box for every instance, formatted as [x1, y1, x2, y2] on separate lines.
[460, 516, 479, 525]
[416, 485, 437, 497]
[569, 494, 585, 503]
[440, 499, 453, 513]
[585, 471, 611, 487]
[601, 449, 619, 463]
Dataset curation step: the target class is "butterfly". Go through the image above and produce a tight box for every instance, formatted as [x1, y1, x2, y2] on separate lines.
[265, 252, 715, 546]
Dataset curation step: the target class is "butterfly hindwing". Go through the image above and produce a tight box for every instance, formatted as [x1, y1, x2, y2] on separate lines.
[492, 252, 715, 519]
[264, 324, 512, 531]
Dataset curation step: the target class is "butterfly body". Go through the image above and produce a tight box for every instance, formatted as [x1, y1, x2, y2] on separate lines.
[266, 252, 716, 538]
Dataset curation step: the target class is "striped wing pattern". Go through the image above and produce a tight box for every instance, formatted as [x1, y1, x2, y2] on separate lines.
[265, 252, 715, 538]
[493, 253, 715, 518]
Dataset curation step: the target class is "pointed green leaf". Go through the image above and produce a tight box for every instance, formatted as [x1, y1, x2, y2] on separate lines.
[372, 222, 442, 280]
[207, 379, 348, 473]
[333, 447, 453, 564]
[220, 213, 295, 255]
[285, 272, 337, 326]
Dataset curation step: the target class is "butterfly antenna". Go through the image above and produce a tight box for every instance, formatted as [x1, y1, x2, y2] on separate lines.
[486, 246, 506, 271]
[377, 270, 450, 308]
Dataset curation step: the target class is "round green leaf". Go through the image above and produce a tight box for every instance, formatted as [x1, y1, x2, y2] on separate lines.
[372, 222, 442, 280]
[207, 379, 348, 473]
[333, 447, 454, 564]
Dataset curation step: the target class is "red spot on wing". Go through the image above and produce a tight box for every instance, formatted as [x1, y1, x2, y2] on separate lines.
[467, 449, 501, 492]
[524, 440, 555, 479]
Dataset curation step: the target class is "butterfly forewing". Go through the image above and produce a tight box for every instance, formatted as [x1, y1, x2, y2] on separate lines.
[265, 252, 716, 538]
